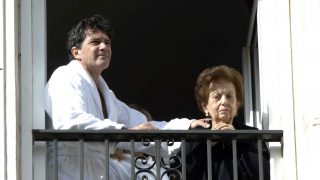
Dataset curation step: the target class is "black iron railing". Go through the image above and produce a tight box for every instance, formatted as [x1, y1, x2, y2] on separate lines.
[32, 129, 283, 180]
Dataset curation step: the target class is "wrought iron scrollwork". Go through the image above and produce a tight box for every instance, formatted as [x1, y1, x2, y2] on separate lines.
[133, 138, 183, 179]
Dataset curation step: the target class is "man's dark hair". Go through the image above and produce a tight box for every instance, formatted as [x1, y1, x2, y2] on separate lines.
[66, 14, 113, 60]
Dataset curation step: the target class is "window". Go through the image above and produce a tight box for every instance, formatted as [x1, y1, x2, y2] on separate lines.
[22, 1, 264, 179]
[47, 0, 251, 122]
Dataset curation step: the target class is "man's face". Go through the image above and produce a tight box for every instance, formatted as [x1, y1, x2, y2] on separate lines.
[74, 29, 112, 77]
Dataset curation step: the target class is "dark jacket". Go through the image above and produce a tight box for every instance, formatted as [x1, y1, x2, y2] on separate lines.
[170, 120, 270, 180]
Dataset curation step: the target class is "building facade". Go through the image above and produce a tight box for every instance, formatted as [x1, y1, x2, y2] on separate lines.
[1, 0, 320, 179]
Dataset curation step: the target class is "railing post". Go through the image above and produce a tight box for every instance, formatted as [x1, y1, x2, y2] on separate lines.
[207, 140, 213, 180]
[156, 139, 161, 180]
[232, 140, 238, 180]
[181, 139, 186, 180]
[53, 139, 58, 180]
[130, 140, 135, 180]
[258, 139, 264, 180]
[79, 139, 84, 180]
[104, 139, 109, 180]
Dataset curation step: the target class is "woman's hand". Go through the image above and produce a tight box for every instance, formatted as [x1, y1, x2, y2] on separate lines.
[190, 118, 211, 129]
[211, 122, 235, 130]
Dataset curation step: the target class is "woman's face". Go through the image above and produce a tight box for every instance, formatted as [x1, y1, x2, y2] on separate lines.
[202, 80, 239, 124]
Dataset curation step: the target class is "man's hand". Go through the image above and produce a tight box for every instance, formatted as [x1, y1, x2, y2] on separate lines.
[190, 118, 211, 129]
[129, 122, 158, 130]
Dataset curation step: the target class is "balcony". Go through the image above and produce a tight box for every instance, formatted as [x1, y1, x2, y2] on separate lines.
[32, 129, 283, 180]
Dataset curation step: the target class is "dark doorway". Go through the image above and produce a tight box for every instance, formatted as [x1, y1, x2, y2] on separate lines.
[47, 0, 250, 121]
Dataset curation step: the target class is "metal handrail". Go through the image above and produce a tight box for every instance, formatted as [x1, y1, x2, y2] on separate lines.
[33, 129, 283, 142]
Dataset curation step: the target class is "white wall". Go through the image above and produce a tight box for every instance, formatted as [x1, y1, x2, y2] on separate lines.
[0, 0, 6, 177]
[290, 0, 320, 179]
[258, 0, 320, 179]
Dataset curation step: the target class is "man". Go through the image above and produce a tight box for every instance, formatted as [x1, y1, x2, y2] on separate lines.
[45, 14, 209, 179]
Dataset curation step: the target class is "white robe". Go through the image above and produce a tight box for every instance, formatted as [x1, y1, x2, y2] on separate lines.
[45, 60, 193, 180]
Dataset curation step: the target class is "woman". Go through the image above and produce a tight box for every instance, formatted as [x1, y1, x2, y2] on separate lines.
[172, 65, 270, 180]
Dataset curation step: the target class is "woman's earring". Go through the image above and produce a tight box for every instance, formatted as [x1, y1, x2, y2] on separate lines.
[205, 112, 209, 117]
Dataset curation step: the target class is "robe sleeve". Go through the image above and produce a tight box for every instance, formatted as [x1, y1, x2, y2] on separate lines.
[150, 118, 194, 130]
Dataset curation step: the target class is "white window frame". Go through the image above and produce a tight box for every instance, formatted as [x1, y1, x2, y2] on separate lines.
[21, 0, 47, 179]
[257, 0, 294, 179]
[1, 0, 20, 179]
[242, 0, 265, 130]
